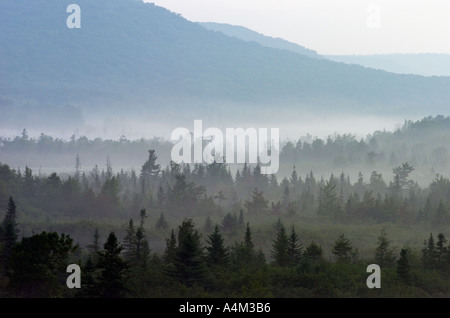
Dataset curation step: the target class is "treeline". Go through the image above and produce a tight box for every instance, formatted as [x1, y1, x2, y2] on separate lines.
[1, 146, 450, 228]
[1, 115, 450, 182]
[1, 197, 450, 297]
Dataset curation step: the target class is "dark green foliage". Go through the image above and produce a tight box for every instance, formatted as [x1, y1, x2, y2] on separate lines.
[435, 233, 447, 271]
[205, 225, 230, 268]
[171, 219, 207, 287]
[222, 213, 238, 233]
[123, 219, 136, 261]
[86, 228, 100, 261]
[304, 242, 323, 262]
[271, 225, 289, 267]
[318, 180, 341, 218]
[422, 233, 437, 270]
[96, 232, 129, 298]
[245, 188, 269, 215]
[375, 229, 396, 268]
[244, 222, 254, 251]
[332, 234, 354, 263]
[163, 230, 177, 265]
[1, 197, 19, 268]
[8, 231, 78, 297]
[396, 248, 411, 285]
[287, 227, 303, 266]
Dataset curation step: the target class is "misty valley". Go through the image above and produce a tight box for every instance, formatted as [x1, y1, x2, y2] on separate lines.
[1, 116, 450, 297]
[1, 0, 450, 300]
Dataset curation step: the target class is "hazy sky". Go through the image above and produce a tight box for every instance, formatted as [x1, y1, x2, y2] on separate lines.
[146, 0, 450, 55]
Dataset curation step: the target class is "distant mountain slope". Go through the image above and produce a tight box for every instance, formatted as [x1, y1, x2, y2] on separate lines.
[1, 0, 450, 136]
[326, 54, 450, 77]
[199, 22, 322, 59]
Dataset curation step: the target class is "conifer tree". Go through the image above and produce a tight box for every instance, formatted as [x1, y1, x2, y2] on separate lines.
[375, 229, 396, 267]
[287, 226, 302, 266]
[123, 219, 136, 261]
[205, 225, 229, 268]
[436, 233, 447, 270]
[163, 230, 177, 265]
[87, 228, 101, 262]
[97, 232, 129, 298]
[156, 212, 168, 230]
[271, 225, 289, 266]
[397, 248, 411, 285]
[422, 233, 437, 270]
[332, 234, 353, 263]
[172, 219, 206, 286]
[244, 222, 254, 251]
[1, 197, 20, 269]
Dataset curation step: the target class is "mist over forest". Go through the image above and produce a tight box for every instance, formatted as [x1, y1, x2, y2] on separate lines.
[1, 0, 450, 299]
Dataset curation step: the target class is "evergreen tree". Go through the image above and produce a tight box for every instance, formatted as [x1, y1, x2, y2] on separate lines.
[203, 216, 213, 234]
[238, 209, 244, 227]
[157, 185, 166, 207]
[244, 188, 269, 215]
[155, 212, 168, 230]
[436, 233, 448, 271]
[123, 219, 136, 261]
[97, 232, 129, 298]
[375, 229, 396, 268]
[8, 231, 77, 297]
[271, 225, 289, 266]
[78, 255, 100, 297]
[304, 241, 323, 262]
[221, 213, 238, 233]
[332, 234, 353, 263]
[317, 180, 341, 218]
[1, 197, 20, 269]
[163, 230, 177, 265]
[422, 233, 437, 270]
[287, 226, 302, 266]
[172, 219, 207, 286]
[244, 222, 254, 251]
[87, 228, 101, 262]
[205, 225, 230, 268]
[396, 248, 411, 285]
[135, 209, 150, 267]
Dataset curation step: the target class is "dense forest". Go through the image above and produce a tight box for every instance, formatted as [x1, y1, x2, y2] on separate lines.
[0, 116, 450, 298]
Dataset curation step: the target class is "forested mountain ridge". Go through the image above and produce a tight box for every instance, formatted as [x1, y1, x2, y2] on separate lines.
[199, 22, 322, 59]
[1, 0, 450, 136]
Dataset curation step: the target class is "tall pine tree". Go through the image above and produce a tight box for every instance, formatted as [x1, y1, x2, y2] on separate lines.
[1, 197, 20, 270]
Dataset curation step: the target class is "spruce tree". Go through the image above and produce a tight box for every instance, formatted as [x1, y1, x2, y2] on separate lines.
[332, 234, 353, 263]
[87, 228, 101, 262]
[397, 248, 411, 285]
[244, 222, 254, 251]
[135, 209, 150, 268]
[304, 241, 323, 262]
[436, 233, 447, 270]
[172, 219, 206, 286]
[1, 197, 20, 269]
[271, 225, 289, 267]
[287, 226, 302, 266]
[97, 232, 129, 298]
[205, 225, 230, 268]
[375, 229, 396, 268]
[123, 219, 136, 261]
[421, 233, 437, 270]
[163, 230, 177, 265]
